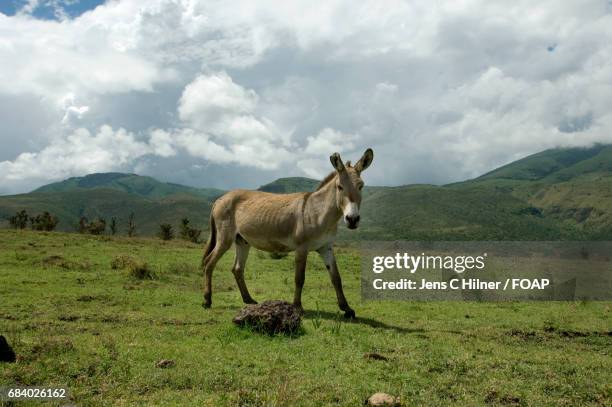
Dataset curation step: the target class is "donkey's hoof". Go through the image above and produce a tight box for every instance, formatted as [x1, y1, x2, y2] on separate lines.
[202, 302, 211, 309]
[244, 298, 258, 305]
[344, 309, 356, 319]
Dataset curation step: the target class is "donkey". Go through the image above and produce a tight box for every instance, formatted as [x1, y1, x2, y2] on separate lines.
[201, 149, 374, 318]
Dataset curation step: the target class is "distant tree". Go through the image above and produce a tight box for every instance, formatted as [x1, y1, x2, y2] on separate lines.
[109, 217, 117, 235]
[158, 223, 174, 240]
[179, 218, 201, 243]
[186, 227, 202, 244]
[127, 212, 136, 237]
[9, 210, 29, 229]
[180, 218, 191, 240]
[78, 216, 89, 234]
[88, 217, 106, 235]
[30, 211, 59, 231]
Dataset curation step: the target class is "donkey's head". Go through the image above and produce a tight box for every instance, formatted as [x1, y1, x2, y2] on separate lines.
[329, 148, 374, 229]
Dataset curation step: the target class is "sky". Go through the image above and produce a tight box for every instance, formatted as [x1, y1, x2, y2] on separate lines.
[0, 0, 611, 194]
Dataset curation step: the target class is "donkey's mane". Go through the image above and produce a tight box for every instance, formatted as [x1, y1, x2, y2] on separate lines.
[315, 161, 351, 191]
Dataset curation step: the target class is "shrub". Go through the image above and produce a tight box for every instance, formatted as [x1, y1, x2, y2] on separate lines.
[110, 255, 154, 279]
[88, 218, 106, 235]
[180, 218, 191, 240]
[78, 216, 89, 233]
[77, 217, 106, 235]
[127, 261, 154, 280]
[30, 212, 59, 231]
[186, 227, 201, 243]
[110, 255, 137, 270]
[180, 218, 201, 243]
[109, 217, 117, 235]
[158, 224, 174, 240]
[127, 212, 136, 237]
[9, 210, 29, 229]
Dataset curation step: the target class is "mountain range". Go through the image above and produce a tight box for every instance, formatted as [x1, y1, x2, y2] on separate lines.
[1, 144, 611, 240]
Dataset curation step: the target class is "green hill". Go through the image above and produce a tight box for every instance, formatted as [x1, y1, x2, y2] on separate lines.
[477, 144, 611, 182]
[34, 172, 224, 200]
[1, 145, 611, 239]
[258, 177, 320, 193]
[0, 189, 213, 236]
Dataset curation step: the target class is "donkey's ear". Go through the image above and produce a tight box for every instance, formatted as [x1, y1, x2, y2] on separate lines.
[330, 152, 346, 172]
[355, 148, 374, 173]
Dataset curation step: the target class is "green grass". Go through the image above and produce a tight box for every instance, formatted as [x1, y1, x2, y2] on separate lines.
[0, 230, 610, 406]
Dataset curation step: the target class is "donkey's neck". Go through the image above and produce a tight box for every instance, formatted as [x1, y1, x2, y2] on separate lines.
[305, 175, 342, 229]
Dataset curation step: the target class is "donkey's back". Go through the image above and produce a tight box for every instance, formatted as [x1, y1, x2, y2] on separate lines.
[211, 189, 307, 252]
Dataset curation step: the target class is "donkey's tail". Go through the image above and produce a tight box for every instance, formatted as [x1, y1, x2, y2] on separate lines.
[201, 213, 216, 268]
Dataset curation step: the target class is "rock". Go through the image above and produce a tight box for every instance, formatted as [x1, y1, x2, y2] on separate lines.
[366, 392, 400, 406]
[155, 359, 175, 369]
[0, 335, 16, 363]
[364, 352, 388, 361]
[232, 300, 301, 335]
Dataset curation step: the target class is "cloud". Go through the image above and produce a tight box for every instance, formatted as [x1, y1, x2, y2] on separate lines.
[1, 0, 612, 193]
[0, 125, 151, 192]
[178, 72, 258, 127]
[60, 92, 89, 125]
[149, 129, 176, 158]
[171, 72, 294, 169]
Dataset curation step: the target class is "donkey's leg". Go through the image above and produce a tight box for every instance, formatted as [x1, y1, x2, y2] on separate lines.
[203, 234, 232, 309]
[232, 236, 257, 304]
[292, 248, 308, 314]
[317, 244, 355, 319]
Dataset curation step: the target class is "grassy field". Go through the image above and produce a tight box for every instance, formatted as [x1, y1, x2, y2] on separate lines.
[0, 229, 610, 406]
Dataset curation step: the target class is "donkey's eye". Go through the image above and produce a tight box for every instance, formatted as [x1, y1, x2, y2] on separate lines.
[358, 185, 363, 190]
[337, 185, 343, 191]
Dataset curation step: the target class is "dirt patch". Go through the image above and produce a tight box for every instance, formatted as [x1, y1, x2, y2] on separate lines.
[233, 300, 302, 335]
[42, 255, 90, 271]
[58, 314, 80, 322]
[485, 390, 521, 405]
[543, 326, 609, 338]
[98, 315, 126, 324]
[507, 329, 539, 340]
[166, 262, 198, 274]
[31, 338, 74, 357]
[155, 359, 175, 369]
[158, 318, 217, 326]
[366, 392, 400, 406]
[364, 352, 389, 361]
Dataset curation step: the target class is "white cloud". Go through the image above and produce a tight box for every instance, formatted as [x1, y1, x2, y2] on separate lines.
[149, 129, 176, 158]
[178, 72, 258, 128]
[17, 0, 40, 16]
[172, 72, 294, 169]
[0, 125, 150, 188]
[0, 13, 171, 99]
[304, 128, 357, 156]
[60, 92, 89, 125]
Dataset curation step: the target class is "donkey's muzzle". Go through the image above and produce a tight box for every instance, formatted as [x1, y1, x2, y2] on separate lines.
[345, 215, 360, 229]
